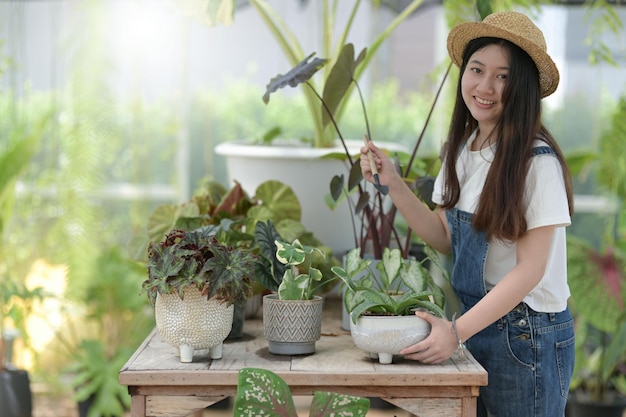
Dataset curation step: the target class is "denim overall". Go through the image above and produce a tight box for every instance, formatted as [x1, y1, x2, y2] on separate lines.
[445, 146, 575, 417]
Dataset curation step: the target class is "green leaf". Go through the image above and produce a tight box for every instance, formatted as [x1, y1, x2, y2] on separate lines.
[309, 391, 370, 417]
[275, 239, 306, 266]
[476, 0, 493, 20]
[277, 269, 307, 300]
[322, 43, 366, 129]
[376, 248, 402, 290]
[255, 180, 302, 222]
[233, 368, 299, 417]
[263, 53, 329, 104]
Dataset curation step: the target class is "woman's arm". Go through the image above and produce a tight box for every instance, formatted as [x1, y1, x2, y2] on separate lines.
[361, 141, 451, 253]
[400, 224, 556, 364]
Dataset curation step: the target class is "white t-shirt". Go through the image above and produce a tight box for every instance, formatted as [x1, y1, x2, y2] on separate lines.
[432, 132, 571, 312]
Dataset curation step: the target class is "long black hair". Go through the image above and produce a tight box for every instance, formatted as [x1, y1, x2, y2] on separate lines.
[440, 37, 573, 241]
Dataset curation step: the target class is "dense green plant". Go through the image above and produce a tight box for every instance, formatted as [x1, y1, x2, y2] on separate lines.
[567, 236, 626, 401]
[567, 94, 626, 403]
[234, 367, 370, 416]
[133, 179, 340, 295]
[142, 227, 256, 306]
[57, 246, 154, 417]
[66, 340, 132, 417]
[332, 247, 446, 323]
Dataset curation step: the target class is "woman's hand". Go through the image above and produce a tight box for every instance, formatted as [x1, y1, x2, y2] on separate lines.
[360, 140, 400, 187]
[399, 311, 458, 364]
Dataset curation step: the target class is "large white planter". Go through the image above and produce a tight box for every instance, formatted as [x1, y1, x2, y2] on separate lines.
[215, 140, 357, 255]
[215, 140, 406, 256]
[350, 315, 431, 364]
[155, 287, 234, 363]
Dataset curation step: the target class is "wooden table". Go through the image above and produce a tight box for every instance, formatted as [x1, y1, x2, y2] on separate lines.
[119, 298, 487, 417]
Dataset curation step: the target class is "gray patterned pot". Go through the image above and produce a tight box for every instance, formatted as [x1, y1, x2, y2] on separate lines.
[155, 286, 234, 362]
[262, 294, 324, 355]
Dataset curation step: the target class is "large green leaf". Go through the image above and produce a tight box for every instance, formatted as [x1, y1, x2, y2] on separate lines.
[321, 43, 366, 129]
[234, 368, 299, 417]
[255, 180, 302, 222]
[567, 237, 625, 333]
[233, 367, 370, 417]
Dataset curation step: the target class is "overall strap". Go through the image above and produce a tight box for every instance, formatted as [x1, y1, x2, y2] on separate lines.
[532, 145, 555, 156]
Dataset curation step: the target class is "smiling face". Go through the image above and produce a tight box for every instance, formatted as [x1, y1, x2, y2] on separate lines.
[461, 43, 510, 139]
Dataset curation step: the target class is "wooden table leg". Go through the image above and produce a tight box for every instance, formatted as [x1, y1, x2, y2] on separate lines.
[131, 395, 146, 417]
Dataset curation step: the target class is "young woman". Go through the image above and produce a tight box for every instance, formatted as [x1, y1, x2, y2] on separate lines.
[360, 11, 575, 417]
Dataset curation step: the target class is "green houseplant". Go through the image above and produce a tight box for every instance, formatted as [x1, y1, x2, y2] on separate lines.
[59, 246, 154, 417]
[263, 41, 448, 260]
[567, 95, 626, 416]
[141, 227, 256, 362]
[233, 367, 370, 416]
[133, 179, 339, 336]
[330, 246, 446, 364]
[255, 220, 334, 355]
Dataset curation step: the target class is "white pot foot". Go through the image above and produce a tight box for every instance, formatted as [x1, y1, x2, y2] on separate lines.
[210, 343, 223, 359]
[377, 353, 393, 364]
[179, 344, 194, 363]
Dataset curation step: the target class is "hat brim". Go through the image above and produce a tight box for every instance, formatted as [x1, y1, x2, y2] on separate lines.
[447, 21, 559, 98]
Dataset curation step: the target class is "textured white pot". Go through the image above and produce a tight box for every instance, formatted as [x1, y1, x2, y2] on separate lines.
[350, 315, 431, 364]
[262, 294, 324, 355]
[155, 286, 234, 363]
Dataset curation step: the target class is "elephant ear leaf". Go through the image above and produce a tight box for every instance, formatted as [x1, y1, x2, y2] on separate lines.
[322, 43, 367, 129]
[263, 53, 329, 104]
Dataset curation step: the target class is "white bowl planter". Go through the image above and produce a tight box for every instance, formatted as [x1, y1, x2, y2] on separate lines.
[155, 286, 234, 363]
[263, 294, 324, 355]
[350, 315, 431, 364]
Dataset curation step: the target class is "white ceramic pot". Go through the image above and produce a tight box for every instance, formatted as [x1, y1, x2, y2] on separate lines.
[155, 286, 234, 363]
[262, 294, 324, 355]
[350, 315, 431, 364]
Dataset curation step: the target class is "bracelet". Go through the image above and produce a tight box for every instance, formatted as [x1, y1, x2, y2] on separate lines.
[451, 312, 465, 359]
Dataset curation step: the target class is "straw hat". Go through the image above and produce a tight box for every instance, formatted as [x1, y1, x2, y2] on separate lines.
[447, 11, 559, 98]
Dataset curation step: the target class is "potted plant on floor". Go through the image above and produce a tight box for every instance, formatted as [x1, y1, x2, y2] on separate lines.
[566, 236, 626, 417]
[255, 220, 334, 355]
[331, 246, 447, 364]
[61, 246, 155, 417]
[141, 227, 257, 362]
[0, 111, 48, 417]
[566, 96, 626, 416]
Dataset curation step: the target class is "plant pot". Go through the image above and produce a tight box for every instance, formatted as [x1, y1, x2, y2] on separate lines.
[215, 140, 357, 255]
[350, 315, 431, 364]
[262, 294, 324, 355]
[0, 368, 32, 417]
[566, 391, 626, 417]
[155, 286, 234, 362]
